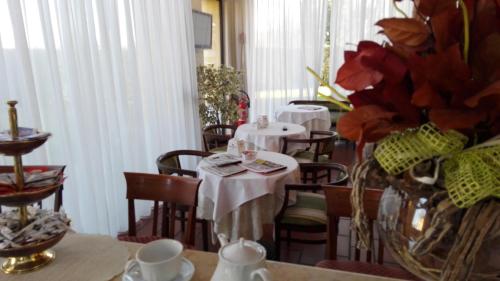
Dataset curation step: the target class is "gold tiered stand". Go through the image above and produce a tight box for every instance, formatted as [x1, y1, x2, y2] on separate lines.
[0, 101, 66, 274]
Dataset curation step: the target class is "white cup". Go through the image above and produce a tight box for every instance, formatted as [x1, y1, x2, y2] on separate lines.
[125, 239, 183, 281]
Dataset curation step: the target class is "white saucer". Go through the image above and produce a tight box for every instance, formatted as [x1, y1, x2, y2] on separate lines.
[122, 258, 195, 281]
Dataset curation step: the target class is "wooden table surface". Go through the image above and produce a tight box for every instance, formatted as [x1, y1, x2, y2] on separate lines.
[117, 241, 407, 281]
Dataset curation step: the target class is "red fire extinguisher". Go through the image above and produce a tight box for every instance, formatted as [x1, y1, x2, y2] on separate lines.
[236, 90, 250, 127]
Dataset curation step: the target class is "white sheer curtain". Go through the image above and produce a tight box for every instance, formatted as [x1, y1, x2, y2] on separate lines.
[329, 0, 414, 91]
[223, 0, 246, 72]
[0, 0, 200, 235]
[244, 0, 328, 120]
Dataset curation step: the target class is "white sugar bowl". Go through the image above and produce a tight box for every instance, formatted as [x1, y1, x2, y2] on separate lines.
[211, 234, 272, 281]
[256, 115, 269, 129]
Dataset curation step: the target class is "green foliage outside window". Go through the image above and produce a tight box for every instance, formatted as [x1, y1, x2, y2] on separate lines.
[197, 65, 243, 126]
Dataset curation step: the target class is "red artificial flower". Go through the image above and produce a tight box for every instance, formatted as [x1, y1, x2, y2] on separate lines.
[335, 0, 500, 156]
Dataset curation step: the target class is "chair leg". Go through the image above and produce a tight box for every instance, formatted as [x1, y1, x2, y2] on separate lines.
[161, 202, 169, 237]
[201, 220, 209, 251]
[152, 201, 159, 236]
[274, 225, 281, 261]
[180, 211, 186, 232]
[55, 186, 63, 212]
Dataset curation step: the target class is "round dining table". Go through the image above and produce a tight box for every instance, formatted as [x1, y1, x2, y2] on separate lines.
[275, 104, 331, 134]
[234, 122, 307, 153]
[196, 151, 300, 241]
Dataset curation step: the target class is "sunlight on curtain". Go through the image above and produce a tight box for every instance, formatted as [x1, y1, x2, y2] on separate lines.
[0, 0, 200, 235]
[329, 0, 413, 94]
[244, 0, 328, 120]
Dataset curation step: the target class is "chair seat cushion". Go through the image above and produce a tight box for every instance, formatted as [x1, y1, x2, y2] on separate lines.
[281, 192, 327, 226]
[209, 145, 228, 153]
[292, 151, 330, 163]
[118, 236, 162, 244]
[316, 260, 419, 280]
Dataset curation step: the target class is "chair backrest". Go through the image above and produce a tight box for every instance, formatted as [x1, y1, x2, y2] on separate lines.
[275, 163, 348, 222]
[288, 100, 349, 111]
[322, 185, 384, 264]
[156, 150, 213, 177]
[299, 162, 348, 184]
[281, 130, 337, 161]
[123, 172, 202, 246]
[202, 124, 237, 152]
[311, 131, 338, 157]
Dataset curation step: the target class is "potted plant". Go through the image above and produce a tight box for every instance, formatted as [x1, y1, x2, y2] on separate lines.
[315, 0, 499, 280]
[197, 65, 243, 126]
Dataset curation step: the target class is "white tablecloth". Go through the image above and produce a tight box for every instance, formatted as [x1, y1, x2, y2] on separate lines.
[196, 151, 300, 241]
[234, 122, 307, 152]
[275, 104, 331, 134]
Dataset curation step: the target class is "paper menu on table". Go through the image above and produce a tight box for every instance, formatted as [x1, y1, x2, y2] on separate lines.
[205, 153, 242, 167]
[240, 159, 286, 174]
[201, 165, 247, 177]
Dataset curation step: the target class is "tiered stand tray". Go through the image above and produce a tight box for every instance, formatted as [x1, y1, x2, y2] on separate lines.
[0, 101, 67, 274]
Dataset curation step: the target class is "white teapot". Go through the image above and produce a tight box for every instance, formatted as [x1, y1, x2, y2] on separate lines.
[211, 234, 273, 281]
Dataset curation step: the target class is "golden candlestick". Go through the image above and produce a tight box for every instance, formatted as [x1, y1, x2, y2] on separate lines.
[7, 101, 28, 227]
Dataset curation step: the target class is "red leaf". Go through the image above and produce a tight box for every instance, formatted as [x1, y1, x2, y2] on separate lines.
[470, 0, 500, 50]
[409, 44, 470, 95]
[411, 82, 447, 108]
[431, 9, 462, 52]
[335, 41, 407, 90]
[429, 108, 487, 130]
[376, 18, 430, 47]
[362, 119, 415, 142]
[361, 49, 407, 85]
[386, 44, 414, 60]
[471, 33, 500, 85]
[335, 44, 385, 91]
[464, 81, 500, 107]
[344, 51, 357, 62]
[358, 41, 381, 51]
[335, 61, 383, 91]
[337, 105, 397, 141]
[383, 83, 421, 124]
[416, 0, 457, 17]
[348, 85, 385, 108]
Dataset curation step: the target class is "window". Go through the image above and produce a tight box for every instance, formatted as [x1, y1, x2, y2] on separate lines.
[201, 0, 223, 65]
[321, 0, 332, 82]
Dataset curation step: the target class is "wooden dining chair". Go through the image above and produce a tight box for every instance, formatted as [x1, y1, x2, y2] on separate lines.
[119, 172, 201, 247]
[274, 162, 348, 261]
[157, 149, 213, 177]
[317, 185, 418, 280]
[156, 150, 212, 250]
[202, 124, 237, 153]
[281, 130, 337, 164]
[0, 165, 65, 213]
